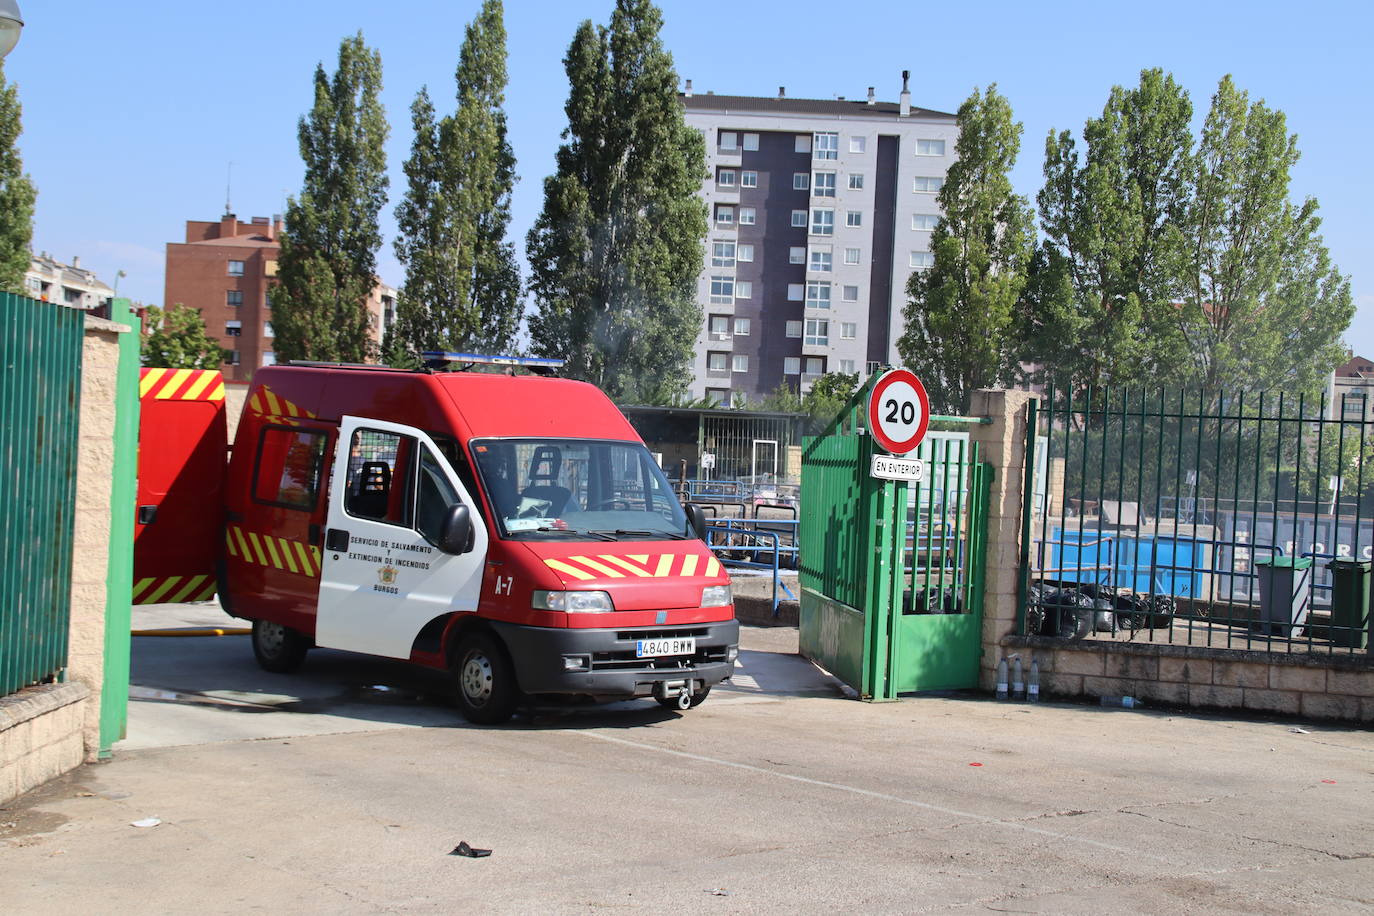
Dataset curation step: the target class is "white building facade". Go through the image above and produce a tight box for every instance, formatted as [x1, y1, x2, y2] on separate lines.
[681, 77, 956, 404]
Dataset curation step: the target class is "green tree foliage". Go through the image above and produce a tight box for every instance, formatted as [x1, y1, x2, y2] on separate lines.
[142, 305, 226, 370]
[272, 32, 389, 363]
[801, 371, 860, 433]
[393, 1, 521, 357]
[1169, 76, 1352, 393]
[898, 85, 1033, 413]
[757, 383, 803, 415]
[526, 0, 708, 401]
[1024, 69, 1194, 396]
[0, 63, 35, 293]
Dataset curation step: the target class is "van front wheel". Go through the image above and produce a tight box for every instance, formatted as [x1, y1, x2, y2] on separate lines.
[251, 619, 309, 673]
[452, 633, 519, 725]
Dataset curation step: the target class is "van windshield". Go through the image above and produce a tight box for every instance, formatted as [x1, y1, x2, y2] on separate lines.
[470, 438, 689, 541]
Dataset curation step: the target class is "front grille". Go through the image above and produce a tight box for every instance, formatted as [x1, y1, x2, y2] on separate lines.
[614, 627, 710, 640]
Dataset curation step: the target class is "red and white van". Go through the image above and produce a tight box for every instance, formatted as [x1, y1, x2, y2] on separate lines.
[218, 354, 737, 723]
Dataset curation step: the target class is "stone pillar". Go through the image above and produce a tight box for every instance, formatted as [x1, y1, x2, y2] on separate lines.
[968, 388, 1037, 692]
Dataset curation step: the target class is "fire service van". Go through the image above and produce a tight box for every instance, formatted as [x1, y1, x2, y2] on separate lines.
[213, 353, 737, 723]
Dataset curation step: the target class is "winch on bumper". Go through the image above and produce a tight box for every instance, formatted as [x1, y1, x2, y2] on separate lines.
[490, 620, 739, 699]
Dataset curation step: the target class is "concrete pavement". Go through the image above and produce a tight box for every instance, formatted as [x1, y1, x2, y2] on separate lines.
[1, 601, 1371, 913]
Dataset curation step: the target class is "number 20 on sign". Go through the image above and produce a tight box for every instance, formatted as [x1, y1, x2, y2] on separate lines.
[867, 368, 931, 455]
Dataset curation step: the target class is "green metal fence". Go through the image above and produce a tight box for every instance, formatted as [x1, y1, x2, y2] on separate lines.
[0, 293, 85, 696]
[1022, 384, 1373, 655]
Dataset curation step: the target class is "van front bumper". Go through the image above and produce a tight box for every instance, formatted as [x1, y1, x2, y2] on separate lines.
[490, 619, 739, 699]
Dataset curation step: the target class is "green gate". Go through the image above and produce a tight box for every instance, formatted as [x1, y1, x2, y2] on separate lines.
[798, 377, 990, 699]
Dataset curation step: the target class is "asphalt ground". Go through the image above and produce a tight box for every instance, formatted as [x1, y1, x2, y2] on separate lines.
[1, 601, 1371, 914]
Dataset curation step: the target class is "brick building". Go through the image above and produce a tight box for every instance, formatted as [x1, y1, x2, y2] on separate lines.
[164, 213, 396, 382]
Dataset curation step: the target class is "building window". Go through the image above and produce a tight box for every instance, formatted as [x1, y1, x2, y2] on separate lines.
[707, 351, 729, 376]
[814, 132, 838, 160]
[842, 285, 859, 302]
[226, 320, 242, 337]
[917, 139, 946, 156]
[784, 357, 801, 375]
[848, 173, 865, 190]
[227, 260, 244, 276]
[264, 321, 274, 338]
[846, 211, 863, 228]
[732, 355, 748, 373]
[813, 171, 836, 197]
[739, 206, 756, 225]
[793, 172, 810, 191]
[844, 247, 861, 265]
[735, 280, 752, 299]
[715, 205, 734, 225]
[912, 214, 940, 230]
[795, 134, 812, 154]
[789, 246, 806, 264]
[910, 251, 935, 269]
[737, 243, 754, 262]
[226, 290, 243, 307]
[741, 170, 758, 188]
[839, 359, 856, 374]
[710, 276, 735, 303]
[811, 209, 835, 235]
[809, 249, 832, 272]
[717, 168, 737, 187]
[709, 315, 731, 337]
[803, 357, 825, 378]
[914, 176, 945, 193]
[787, 283, 804, 301]
[791, 210, 808, 228]
[785, 321, 803, 338]
[719, 131, 738, 150]
[262, 351, 276, 367]
[849, 136, 867, 153]
[806, 281, 831, 309]
[742, 132, 759, 151]
[706, 387, 730, 405]
[840, 321, 857, 339]
[734, 317, 751, 336]
[225, 350, 241, 366]
[805, 319, 829, 346]
[712, 241, 736, 267]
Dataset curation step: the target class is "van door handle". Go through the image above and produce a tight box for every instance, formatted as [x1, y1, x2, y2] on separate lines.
[137, 505, 157, 525]
[325, 529, 350, 552]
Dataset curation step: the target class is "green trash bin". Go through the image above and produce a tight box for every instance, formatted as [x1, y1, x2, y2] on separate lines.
[1326, 560, 1371, 649]
[1254, 557, 1313, 638]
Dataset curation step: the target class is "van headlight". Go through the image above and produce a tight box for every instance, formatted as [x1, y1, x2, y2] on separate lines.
[533, 590, 614, 613]
[701, 585, 732, 608]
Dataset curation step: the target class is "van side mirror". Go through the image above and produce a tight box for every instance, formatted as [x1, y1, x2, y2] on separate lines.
[438, 504, 476, 555]
[684, 503, 707, 541]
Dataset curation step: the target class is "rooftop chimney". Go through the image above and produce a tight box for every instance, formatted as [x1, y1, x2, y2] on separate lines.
[778, 86, 786, 99]
[867, 86, 876, 106]
[270, 214, 282, 241]
[684, 79, 693, 98]
[899, 70, 911, 117]
[220, 212, 238, 240]
[71, 256, 80, 269]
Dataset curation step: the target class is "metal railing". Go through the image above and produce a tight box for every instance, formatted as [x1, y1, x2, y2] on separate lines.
[706, 518, 799, 616]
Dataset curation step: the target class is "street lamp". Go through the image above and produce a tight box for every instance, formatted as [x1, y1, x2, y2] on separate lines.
[0, 1, 22, 59]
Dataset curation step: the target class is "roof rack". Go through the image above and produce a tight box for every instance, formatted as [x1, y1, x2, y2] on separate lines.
[420, 352, 565, 376]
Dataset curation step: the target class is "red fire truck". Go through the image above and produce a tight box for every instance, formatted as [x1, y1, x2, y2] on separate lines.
[208, 353, 736, 723]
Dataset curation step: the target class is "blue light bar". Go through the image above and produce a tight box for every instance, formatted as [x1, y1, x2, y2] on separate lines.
[420, 351, 566, 369]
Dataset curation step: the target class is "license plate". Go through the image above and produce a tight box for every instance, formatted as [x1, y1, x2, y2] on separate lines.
[636, 637, 696, 658]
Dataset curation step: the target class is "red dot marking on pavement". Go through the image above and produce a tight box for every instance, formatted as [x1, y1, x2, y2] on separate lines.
[1321, 779, 1337, 784]
[968, 763, 983, 767]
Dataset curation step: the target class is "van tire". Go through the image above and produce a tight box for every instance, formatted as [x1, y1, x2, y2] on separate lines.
[655, 685, 711, 711]
[452, 632, 519, 725]
[251, 619, 309, 673]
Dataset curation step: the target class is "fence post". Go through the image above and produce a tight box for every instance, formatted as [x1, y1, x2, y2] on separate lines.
[968, 389, 1037, 691]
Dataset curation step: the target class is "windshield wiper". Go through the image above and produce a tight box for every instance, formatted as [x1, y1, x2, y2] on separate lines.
[514, 526, 617, 541]
[588, 529, 689, 540]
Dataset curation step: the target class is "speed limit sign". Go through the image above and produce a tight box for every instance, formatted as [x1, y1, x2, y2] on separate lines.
[867, 368, 930, 454]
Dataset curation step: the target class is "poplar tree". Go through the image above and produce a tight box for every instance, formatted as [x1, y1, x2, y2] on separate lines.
[898, 85, 1033, 413]
[272, 32, 389, 363]
[526, 0, 708, 401]
[0, 63, 35, 294]
[392, 0, 521, 359]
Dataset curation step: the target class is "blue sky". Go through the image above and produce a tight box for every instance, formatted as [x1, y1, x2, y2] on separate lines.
[10, 0, 1372, 354]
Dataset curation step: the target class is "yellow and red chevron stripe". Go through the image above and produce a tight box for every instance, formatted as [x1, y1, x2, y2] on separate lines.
[139, 368, 226, 402]
[544, 553, 722, 582]
[248, 385, 317, 427]
[133, 574, 217, 605]
[226, 524, 321, 577]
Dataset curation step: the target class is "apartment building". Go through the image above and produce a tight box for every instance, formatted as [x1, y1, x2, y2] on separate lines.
[164, 213, 396, 382]
[24, 253, 114, 311]
[681, 74, 956, 404]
